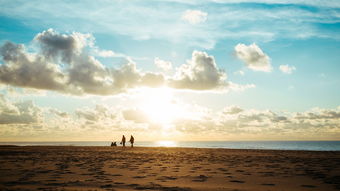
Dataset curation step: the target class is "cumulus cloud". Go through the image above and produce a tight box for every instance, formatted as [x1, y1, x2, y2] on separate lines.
[1, 97, 339, 140]
[0, 42, 67, 91]
[109, 62, 141, 92]
[223, 106, 243, 115]
[234, 70, 245, 76]
[140, 72, 165, 87]
[169, 51, 227, 90]
[279, 64, 296, 74]
[34, 29, 91, 63]
[0, 29, 165, 95]
[61, 104, 340, 138]
[0, 95, 41, 124]
[49, 108, 68, 118]
[76, 109, 99, 122]
[294, 108, 340, 120]
[173, 105, 340, 140]
[228, 82, 255, 92]
[94, 49, 126, 58]
[0, 29, 254, 95]
[76, 104, 113, 122]
[234, 43, 272, 72]
[181, 10, 208, 24]
[122, 109, 150, 124]
[154, 57, 172, 71]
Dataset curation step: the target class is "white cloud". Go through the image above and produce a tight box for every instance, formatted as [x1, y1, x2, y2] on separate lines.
[0, 29, 165, 96]
[169, 51, 227, 90]
[94, 49, 126, 58]
[34, 28, 92, 63]
[174, 105, 340, 140]
[279, 64, 296, 74]
[75, 104, 115, 125]
[223, 106, 243, 115]
[234, 43, 272, 72]
[0, 1, 338, 50]
[181, 9, 208, 24]
[49, 108, 68, 118]
[168, 51, 254, 92]
[0, 29, 255, 95]
[140, 73, 165, 88]
[0, 95, 41, 124]
[210, 0, 340, 8]
[234, 70, 245, 76]
[76, 109, 99, 122]
[228, 82, 256, 92]
[0, 41, 67, 92]
[1, 96, 339, 141]
[154, 57, 172, 71]
[122, 108, 150, 124]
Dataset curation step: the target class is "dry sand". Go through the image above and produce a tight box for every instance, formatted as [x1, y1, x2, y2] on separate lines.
[0, 146, 339, 191]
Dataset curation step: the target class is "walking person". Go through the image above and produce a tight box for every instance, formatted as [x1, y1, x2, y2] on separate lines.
[121, 135, 126, 147]
[129, 135, 135, 148]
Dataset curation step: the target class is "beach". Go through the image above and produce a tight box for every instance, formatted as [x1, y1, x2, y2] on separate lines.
[0, 146, 339, 191]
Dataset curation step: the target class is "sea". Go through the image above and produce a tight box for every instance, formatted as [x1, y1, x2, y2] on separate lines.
[1, 141, 340, 151]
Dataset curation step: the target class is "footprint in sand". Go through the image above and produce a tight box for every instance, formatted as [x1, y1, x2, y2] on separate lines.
[133, 175, 147, 179]
[261, 183, 275, 186]
[192, 175, 208, 182]
[156, 176, 178, 182]
[229, 180, 245, 183]
[100, 184, 114, 188]
[217, 168, 228, 172]
[301, 185, 317, 188]
[114, 182, 124, 185]
[128, 183, 140, 187]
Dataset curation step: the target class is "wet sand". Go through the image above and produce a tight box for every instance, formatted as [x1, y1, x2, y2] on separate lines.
[0, 146, 339, 191]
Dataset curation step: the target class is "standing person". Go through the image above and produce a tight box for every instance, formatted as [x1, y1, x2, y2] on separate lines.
[121, 135, 126, 147]
[129, 135, 135, 148]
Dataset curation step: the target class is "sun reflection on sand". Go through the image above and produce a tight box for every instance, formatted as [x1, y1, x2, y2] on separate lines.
[156, 141, 177, 147]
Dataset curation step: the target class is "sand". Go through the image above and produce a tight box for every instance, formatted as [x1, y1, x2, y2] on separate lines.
[0, 146, 339, 191]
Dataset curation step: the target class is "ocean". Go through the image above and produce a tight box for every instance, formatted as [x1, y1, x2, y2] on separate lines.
[1, 141, 340, 151]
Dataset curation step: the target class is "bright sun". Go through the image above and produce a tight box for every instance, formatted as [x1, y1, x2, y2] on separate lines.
[138, 87, 190, 127]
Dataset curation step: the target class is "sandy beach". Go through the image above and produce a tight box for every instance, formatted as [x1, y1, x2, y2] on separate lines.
[0, 146, 339, 191]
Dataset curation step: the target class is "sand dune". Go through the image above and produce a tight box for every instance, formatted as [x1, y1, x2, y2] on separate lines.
[0, 146, 339, 191]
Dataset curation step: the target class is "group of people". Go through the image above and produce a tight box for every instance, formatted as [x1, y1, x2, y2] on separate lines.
[111, 135, 134, 147]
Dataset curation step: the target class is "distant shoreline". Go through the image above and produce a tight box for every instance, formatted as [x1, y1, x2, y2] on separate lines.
[1, 140, 339, 151]
[0, 145, 339, 153]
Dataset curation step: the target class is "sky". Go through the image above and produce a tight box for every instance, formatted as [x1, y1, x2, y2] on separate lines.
[0, 0, 339, 141]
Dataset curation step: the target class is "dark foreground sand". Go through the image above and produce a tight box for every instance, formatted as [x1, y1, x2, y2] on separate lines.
[0, 146, 339, 191]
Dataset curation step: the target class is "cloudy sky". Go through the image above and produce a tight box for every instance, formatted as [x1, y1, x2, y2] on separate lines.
[0, 0, 339, 141]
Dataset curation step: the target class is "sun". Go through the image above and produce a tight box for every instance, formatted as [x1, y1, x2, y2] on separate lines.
[138, 87, 190, 126]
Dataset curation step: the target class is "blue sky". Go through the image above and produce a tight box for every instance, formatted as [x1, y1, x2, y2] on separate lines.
[0, 0, 339, 141]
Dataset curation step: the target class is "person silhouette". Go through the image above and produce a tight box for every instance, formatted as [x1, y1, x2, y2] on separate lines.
[121, 135, 126, 147]
[129, 135, 135, 148]
[111, 141, 117, 147]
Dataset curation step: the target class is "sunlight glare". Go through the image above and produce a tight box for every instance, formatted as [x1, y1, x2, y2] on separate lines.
[139, 87, 191, 125]
[156, 140, 177, 147]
